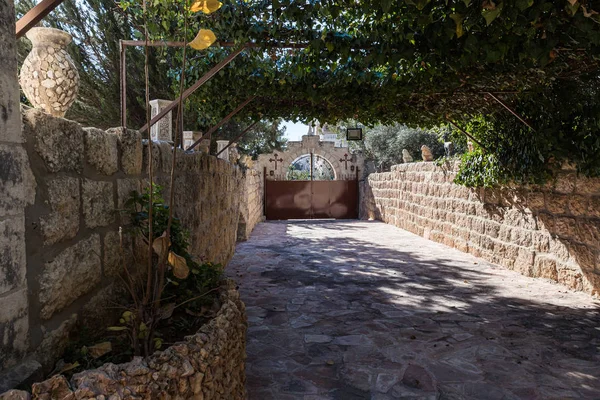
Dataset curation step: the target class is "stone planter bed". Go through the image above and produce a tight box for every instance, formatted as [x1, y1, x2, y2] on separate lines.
[0, 281, 247, 400]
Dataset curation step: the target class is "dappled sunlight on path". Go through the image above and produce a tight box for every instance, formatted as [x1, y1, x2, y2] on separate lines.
[228, 221, 600, 400]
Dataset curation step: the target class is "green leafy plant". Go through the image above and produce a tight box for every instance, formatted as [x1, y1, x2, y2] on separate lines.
[454, 150, 505, 188]
[111, 184, 222, 356]
[125, 184, 190, 257]
[125, 184, 223, 303]
[450, 73, 600, 186]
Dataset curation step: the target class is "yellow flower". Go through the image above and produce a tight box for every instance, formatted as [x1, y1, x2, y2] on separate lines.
[190, 0, 222, 14]
[189, 29, 217, 50]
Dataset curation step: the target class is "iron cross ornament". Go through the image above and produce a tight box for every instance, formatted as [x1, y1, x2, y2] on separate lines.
[269, 153, 283, 170]
[340, 153, 351, 170]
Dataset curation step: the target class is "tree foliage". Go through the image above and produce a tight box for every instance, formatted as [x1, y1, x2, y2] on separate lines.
[347, 123, 447, 171]
[16, 0, 175, 129]
[114, 0, 600, 182]
[455, 73, 600, 186]
[17, 0, 600, 182]
[120, 0, 600, 123]
[209, 118, 287, 158]
[16, 0, 286, 156]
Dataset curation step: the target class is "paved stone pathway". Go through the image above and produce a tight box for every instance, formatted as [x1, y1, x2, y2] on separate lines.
[227, 221, 600, 400]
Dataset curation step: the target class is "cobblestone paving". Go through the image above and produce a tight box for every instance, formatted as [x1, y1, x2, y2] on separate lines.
[227, 221, 600, 400]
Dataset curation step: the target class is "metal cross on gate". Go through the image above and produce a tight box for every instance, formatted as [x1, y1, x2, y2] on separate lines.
[269, 153, 283, 170]
[340, 153, 351, 170]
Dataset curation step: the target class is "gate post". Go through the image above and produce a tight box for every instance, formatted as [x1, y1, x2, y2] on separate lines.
[263, 166, 267, 218]
[356, 167, 360, 218]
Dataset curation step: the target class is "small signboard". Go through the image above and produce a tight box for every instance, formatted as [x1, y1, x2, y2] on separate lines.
[346, 127, 363, 141]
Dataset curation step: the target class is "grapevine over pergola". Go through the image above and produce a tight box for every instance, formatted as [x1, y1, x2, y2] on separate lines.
[121, 0, 600, 182]
[121, 0, 600, 123]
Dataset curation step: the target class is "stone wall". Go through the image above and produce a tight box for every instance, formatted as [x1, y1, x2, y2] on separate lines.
[0, 106, 258, 385]
[7, 280, 247, 400]
[362, 161, 600, 295]
[150, 141, 244, 266]
[238, 169, 263, 241]
[0, 0, 36, 376]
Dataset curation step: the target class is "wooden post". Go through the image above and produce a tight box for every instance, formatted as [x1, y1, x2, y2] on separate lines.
[120, 41, 127, 128]
[186, 96, 256, 151]
[216, 120, 259, 157]
[16, 0, 64, 39]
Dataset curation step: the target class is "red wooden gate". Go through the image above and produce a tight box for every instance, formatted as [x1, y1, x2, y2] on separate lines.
[265, 179, 358, 220]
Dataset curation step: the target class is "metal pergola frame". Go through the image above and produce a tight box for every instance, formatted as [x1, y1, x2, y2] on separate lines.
[185, 96, 256, 151]
[484, 92, 536, 132]
[445, 118, 489, 153]
[215, 120, 260, 157]
[16, 0, 63, 39]
[122, 44, 245, 134]
[118, 40, 312, 150]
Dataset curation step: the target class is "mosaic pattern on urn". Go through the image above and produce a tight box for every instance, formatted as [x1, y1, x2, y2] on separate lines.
[19, 27, 79, 117]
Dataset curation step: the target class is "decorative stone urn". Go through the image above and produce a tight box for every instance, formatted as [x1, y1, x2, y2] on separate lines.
[20, 27, 80, 117]
[229, 143, 240, 164]
[198, 138, 211, 154]
[240, 154, 254, 169]
[421, 145, 434, 161]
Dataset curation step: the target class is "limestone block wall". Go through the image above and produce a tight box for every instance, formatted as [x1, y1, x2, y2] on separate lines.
[1, 108, 253, 380]
[362, 161, 600, 295]
[238, 169, 263, 241]
[150, 142, 244, 266]
[0, 0, 37, 374]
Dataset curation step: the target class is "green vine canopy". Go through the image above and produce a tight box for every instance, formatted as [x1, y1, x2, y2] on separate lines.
[120, 0, 600, 183]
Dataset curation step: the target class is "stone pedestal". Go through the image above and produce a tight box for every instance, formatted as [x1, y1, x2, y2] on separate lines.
[217, 140, 229, 161]
[183, 131, 194, 149]
[149, 99, 172, 142]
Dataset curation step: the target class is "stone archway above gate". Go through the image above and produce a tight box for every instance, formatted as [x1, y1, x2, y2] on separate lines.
[255, 135, 365, 181]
